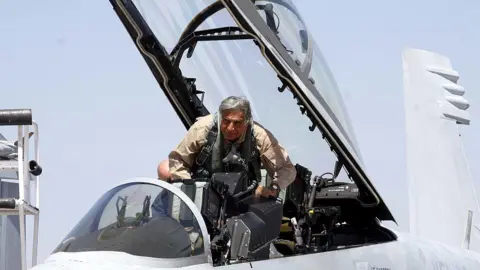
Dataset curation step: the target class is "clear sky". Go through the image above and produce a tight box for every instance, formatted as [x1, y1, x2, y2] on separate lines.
[0, 0, 479, 267]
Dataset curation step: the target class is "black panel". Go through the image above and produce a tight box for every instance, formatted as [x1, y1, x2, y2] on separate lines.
[201, 183, 222, 231]
[239, 195, 283, 241]
[227, 195, 283, 260]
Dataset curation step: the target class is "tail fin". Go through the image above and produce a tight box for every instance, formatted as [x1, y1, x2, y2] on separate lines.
[402, 48, 479, 251]
[0, 133, 6, 141]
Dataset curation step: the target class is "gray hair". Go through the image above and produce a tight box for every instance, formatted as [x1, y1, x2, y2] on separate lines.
[218, 96, 252, 122]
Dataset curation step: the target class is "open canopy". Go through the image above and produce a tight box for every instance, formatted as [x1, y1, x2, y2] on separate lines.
[109, 0, 395, 222]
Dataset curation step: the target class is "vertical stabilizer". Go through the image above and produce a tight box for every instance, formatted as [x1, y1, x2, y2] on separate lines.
[403, 48, 479, 251]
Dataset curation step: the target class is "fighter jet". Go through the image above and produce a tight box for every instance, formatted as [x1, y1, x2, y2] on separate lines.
[0, 132, 34, 160]
[22, 0, 479, 270]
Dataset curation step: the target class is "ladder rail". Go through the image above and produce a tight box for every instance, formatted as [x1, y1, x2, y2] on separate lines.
[18, 125, 27, 270]
[32, 121, 40, 266]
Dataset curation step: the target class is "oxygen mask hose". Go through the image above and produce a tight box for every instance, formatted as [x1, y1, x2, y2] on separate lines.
[222, 144, 249, 171]
[233, 179, 258, 199]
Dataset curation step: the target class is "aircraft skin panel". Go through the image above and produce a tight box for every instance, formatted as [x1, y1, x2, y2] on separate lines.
[403, 48, 479, 251]
[28, 229, 480, 270]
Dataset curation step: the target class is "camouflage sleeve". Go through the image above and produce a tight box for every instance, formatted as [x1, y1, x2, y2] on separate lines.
[168, 120, 209, 180]
[254, 125, 297, 189]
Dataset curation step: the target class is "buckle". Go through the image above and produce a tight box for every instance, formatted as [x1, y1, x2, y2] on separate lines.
[195, 145, 211, 165]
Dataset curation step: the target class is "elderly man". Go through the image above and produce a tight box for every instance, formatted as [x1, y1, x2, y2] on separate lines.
[161, 96, 296, 197]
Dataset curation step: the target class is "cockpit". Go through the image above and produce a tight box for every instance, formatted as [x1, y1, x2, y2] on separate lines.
[52, 172, 396, 268]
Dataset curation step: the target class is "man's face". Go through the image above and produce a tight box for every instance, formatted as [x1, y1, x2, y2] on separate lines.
[220, 110, 248, 141]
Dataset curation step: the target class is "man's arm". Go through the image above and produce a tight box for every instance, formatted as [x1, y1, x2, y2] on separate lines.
[254, 126, 297, 190]
[168, 121, 207, 180]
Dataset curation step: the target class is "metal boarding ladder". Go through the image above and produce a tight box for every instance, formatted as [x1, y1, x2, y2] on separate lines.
[0, 109, 42, 270]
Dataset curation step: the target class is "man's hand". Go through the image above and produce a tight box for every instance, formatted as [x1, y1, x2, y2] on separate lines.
[255, 185, 277, 198]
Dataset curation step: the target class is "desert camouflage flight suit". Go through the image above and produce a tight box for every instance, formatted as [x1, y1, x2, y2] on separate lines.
[168, 114, 297, 189]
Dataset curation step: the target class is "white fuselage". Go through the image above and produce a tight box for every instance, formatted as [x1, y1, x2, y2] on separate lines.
[30, 226, 480, 270]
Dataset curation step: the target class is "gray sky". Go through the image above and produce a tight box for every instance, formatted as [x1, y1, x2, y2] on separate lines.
[0, 0, 479, 266]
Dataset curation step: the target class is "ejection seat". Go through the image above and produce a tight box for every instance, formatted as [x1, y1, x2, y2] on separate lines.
[168, 180, 207, 224]
[161, 179, 207, 254]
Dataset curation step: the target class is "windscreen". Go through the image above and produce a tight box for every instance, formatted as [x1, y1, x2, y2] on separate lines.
[252, 0, 359, 152]
[131, 0, 357, 178]
[52, 182, 204, 259]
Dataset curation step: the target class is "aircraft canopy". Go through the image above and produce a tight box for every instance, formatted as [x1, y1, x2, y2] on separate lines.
[108, 0, 395, 221]
[52, 179, 209, 266]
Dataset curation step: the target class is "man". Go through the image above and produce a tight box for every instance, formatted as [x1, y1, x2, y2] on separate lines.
[165, 96, 296, 197]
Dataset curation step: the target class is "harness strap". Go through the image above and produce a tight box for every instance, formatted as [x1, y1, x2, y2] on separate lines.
[249, 135, 262, 182]
[195, 115, 218, 166]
